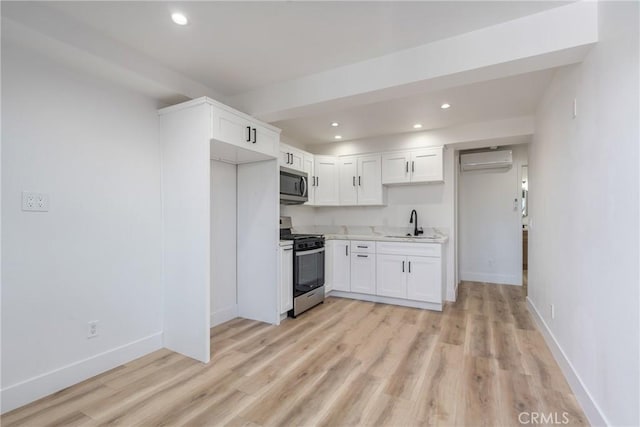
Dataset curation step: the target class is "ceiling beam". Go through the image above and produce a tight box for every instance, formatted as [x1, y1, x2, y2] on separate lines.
[231, 1, 598, 123]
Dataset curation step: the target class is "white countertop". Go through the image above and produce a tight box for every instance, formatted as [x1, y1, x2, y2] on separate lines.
[279, 240, 293, 247]
[323, 233, 448, 244]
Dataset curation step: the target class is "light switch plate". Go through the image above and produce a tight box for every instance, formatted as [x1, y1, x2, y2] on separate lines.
[22, 192, 49, 212]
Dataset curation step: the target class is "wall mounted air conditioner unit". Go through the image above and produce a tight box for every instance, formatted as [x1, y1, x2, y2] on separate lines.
[460, 150, 513, 171]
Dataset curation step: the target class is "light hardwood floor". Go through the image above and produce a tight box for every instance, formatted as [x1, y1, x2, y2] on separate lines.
[2, 282, 587, 426]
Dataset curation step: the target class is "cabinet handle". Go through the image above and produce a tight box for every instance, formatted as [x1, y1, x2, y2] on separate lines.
[357, 254, 368, 258]
[246, 126, 251, 142]
[358, 176, 361, 186]
[406, 161, 409, 173]
[252, 128, 257, 144]
[317, 176, 319, 186]
[402, 261, 405, 272]
[283, 248, 293, 252]
[352, 176, 355, 187]
[357, 245, 368, 248]
[408, 261, 411, 273]
[345, 245, 349, 256]
[412, 161, 415, 172]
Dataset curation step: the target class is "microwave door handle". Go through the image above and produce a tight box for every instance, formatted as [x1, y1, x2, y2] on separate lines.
[301, 176, 308, 197]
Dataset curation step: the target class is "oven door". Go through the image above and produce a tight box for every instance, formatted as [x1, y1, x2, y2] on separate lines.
[294, 247, 325, 297]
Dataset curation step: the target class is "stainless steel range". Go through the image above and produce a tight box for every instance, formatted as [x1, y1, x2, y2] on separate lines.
[280, 216, 325, 317]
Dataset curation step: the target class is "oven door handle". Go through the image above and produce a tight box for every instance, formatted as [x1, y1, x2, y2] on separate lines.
[295, 247, 325, 256]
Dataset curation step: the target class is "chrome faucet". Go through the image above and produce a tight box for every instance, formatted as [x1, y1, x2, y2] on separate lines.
[409, 209, 424, 236]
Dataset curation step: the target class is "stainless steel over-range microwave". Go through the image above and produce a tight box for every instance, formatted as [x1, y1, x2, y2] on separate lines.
[280, 167, 308, 205]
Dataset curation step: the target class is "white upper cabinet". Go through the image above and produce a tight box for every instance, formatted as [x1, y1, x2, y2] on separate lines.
[338, 156, 358, 205]
[381, 152, 411, 184]
[303, 153, 315, 206]
[314, 156, 340, 206]
[357, 155, 383, 205]
[382, 146, 443, 184]
[411, 147, 444, 183]
[338, 154, 383, 206]
[211, 104, 279, 158]
[280, 143, 304, 171]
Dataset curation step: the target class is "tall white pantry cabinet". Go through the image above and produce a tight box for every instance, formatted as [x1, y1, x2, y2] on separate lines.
[159, 97, 281, 363]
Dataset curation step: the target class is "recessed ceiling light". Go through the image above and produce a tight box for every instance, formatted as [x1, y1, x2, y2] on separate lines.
[441, 103, 451, 109]
[171, 13, 188, 25]
[413, 124, 423, 129]
[331, 122, 339, 127]
[334, 135, 342, 140]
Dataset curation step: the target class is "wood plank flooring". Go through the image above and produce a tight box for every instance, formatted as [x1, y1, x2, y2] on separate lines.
[2, 282, 587, 426]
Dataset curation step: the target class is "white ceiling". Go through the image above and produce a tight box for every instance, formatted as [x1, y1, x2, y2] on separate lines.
[274, 69, 556, 145]
[45, 1, 569, 96]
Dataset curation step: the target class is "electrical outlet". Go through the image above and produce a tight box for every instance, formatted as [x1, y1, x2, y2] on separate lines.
[22, 192, 49, 212]
[550, 304, 555, 320]
[88, 321, 99, 339]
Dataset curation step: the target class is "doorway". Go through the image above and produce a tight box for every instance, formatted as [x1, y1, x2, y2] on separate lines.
[458, 145, 528, 287]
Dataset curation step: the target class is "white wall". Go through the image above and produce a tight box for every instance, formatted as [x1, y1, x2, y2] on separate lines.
[210, 160, 237, 326]
[1, 41, 163, 411]
[459, 145, 528, 285]
[529, 2, 639, 425]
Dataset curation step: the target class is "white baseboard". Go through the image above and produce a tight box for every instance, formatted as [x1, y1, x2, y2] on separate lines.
[331, 291, 443, 312]
[460, 271, 521, 285]
[526, 298, 608, 427]
[210, 305, 238, 328]
[0, 332, 163, 414]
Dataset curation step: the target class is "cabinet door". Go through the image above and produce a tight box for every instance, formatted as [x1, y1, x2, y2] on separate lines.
[350, 253, 376, 295]
[289, 149, 304, 171]
[252, 124, 279, 158]
[314, 156, 340, 206]
[411, 147, 443, 183]
[381, 152, 411, 184]
[357, 155, 383, 205]
[376, 254, 407, 298]
[406, 256, 441, 303]
[212, 107, 250, 147]
[303, 154, 315, 206]
[331, 241, 351, 292]
[280, 247, 293, 313]
[339, 156, 358, 205]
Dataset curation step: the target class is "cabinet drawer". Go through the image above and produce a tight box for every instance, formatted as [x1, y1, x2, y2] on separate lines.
[350, 241, 375, 253]
[376, 241, 441, 257]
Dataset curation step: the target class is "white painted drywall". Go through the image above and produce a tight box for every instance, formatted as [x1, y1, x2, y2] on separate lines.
[210, 160, 238, 326]
[237, 160, 280, 324]
[159, 103, 211, 364]
[1, 41, 163, 411]
[529, 2, 639, 425]
[459, 145, 528, 285]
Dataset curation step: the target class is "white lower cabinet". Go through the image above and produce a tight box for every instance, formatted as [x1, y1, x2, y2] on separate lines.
[328, 239, 444, 310]
[279, 245, 293, 314]
[329, 240, 351, 292]
[376, 242, 443, 304]
[350, 252, 376, 294]
[406, 255, 441, 303]
[376, 254, 407, 298]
